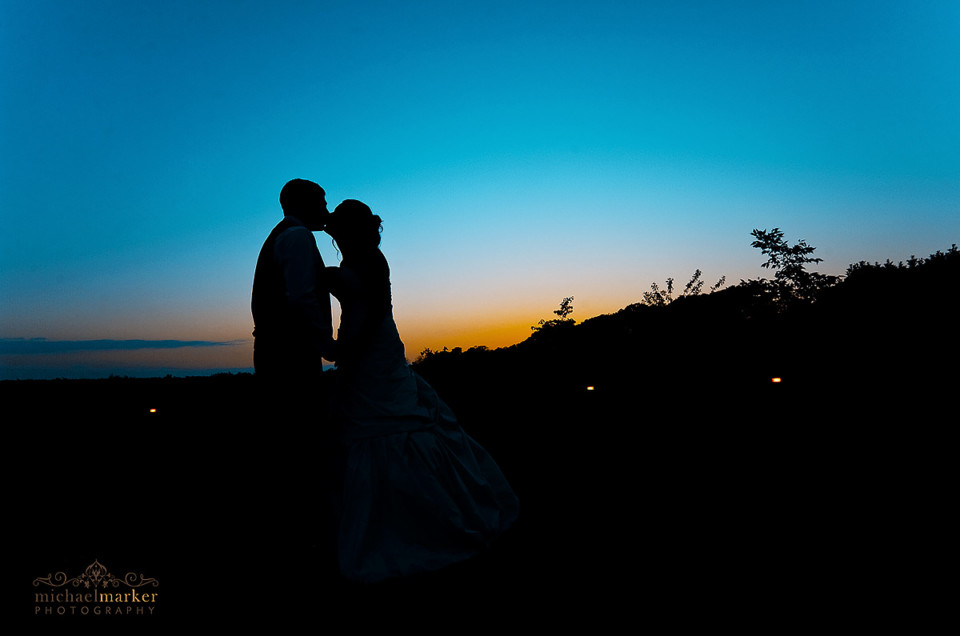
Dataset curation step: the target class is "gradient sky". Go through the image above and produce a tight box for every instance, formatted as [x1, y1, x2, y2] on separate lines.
[2, 0, 958, 379]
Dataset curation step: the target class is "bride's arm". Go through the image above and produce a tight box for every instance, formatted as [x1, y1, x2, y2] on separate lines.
[326, 266, 367, 362]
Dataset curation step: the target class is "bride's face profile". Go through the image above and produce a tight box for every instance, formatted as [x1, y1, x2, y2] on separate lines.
[325, 208, 349, 246]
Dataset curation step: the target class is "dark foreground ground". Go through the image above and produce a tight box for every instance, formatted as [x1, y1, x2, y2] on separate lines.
[5, 364, 952, 631]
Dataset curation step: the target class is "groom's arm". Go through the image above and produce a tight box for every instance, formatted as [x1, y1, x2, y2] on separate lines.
[275, 226, 336, 361]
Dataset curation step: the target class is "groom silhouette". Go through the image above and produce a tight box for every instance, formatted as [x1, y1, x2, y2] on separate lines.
[252, 178, 336, 382]
[250, 179, 339, 582]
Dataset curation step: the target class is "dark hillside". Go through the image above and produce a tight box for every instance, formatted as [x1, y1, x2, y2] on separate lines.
[414, 243, 958, 418]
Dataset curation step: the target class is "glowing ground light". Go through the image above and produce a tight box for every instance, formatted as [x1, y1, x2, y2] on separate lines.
[149, 408, 157, 413]
[586, 386, 595, 391]
[771, 377, 782, 384]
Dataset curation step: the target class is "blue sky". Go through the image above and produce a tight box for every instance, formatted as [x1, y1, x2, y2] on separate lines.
[2, 1, 958, 379]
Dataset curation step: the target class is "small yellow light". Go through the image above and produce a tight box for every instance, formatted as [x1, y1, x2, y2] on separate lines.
[149, 408, 157, 413]
[771, 377, 782, 384]
[586, 386, 595, 391]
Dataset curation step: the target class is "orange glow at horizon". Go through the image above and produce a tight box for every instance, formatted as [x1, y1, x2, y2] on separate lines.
[392, 295, 632, 361]
[397, 316, 540, 360]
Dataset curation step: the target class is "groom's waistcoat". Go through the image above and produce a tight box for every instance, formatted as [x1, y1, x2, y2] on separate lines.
[251, 218, 323, 352]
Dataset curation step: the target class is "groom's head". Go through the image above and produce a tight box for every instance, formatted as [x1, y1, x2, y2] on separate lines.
[280, 179, 328, 230]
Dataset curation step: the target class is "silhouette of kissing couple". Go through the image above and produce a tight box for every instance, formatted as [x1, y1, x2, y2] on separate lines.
[251, 178, 519, 584]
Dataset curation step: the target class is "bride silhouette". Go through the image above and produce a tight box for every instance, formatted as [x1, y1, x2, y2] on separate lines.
[323, 199, 519, 583]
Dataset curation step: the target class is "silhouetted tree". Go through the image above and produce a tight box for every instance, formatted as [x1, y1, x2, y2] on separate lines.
[532, 296, 575, 331]
[747, 228, 839, 308]
[641, 270, 725, 307]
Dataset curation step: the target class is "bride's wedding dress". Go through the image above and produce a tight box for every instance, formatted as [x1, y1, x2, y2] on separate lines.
[327, 253, 519, 583]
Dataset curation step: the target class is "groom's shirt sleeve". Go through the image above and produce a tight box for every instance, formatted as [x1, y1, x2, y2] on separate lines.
[274, 225, 336, 361]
